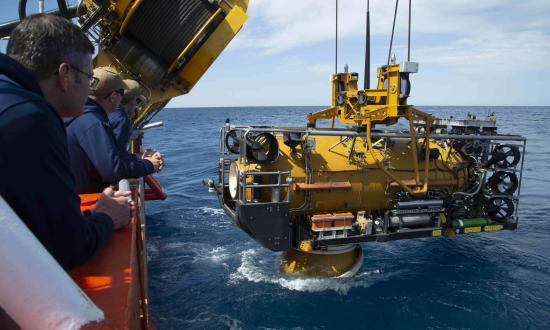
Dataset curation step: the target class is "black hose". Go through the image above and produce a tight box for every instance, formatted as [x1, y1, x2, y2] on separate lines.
[18, 0, 27, 20]
[19, 0, 70, 20]
[57, 0, 69, 18]
[2, 2, 81, 38]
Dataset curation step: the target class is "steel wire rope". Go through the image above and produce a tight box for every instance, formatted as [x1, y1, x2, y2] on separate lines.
[387, 0, 399, 65]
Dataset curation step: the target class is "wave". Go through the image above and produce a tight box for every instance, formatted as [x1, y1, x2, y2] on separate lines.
[228, 249, 386, 295]
[219, 314, 244, 330]
[192, 245, 232, 265]
[196, 207, 225, 216]
[170, 312, 244, 330]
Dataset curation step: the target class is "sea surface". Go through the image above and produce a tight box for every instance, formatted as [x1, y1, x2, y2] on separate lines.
[143, 106, 550, 329]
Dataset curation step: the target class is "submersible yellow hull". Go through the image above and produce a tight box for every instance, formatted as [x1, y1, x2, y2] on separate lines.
[281, 244, 363, 277]
[216, 62, 525, 278]
[233, 134, 466, 211]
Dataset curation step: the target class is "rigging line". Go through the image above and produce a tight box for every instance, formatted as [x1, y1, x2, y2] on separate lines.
[335, 0, 338, 74]
[387, 0, 399, 65]
[408, 0, 411, 61]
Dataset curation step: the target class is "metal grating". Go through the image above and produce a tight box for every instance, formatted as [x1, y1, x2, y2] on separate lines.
[126, 0, 215, 64]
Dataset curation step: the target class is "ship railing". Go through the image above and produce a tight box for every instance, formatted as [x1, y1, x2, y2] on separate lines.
[221, 124, 526, 140]
[218, 126, 238, 202]
[219, 124, 526, 225]
[219, 158, 232, 189]
[239, 170, 291, 205]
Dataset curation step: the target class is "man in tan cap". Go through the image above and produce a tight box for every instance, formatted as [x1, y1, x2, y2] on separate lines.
[109, 79, 144, 150]
[65, 66, 163, 194]
[109, 79, 164, 174]
[90, 66, 127, 113]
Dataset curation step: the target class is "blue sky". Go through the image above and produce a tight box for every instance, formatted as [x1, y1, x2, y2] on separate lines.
[1, 0, 549, 107]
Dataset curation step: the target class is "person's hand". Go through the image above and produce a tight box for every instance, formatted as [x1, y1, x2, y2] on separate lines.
[142, 149, 154, 158]
[152, 151, 164, 170]
[144, 156, 162, 172]
[152, 151, 164, 161]
[142, 149, 164, 172]
[94, 187, 132, 230]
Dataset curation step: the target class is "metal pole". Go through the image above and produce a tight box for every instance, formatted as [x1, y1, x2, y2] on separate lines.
[364, 0, 371, 89]
[39, 0, 45, 13]
[387, 0, 399, 65]
[335, 0, 338, 74]
[408, 0, 411, 61]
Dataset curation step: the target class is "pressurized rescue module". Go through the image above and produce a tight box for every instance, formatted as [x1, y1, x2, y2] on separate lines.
[211, 2, 526, 277]
[214, 62, 525, 277]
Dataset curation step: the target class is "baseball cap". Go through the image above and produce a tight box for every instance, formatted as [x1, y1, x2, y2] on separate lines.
[121, 79, 143, 104]
[136, 94, 148, 105]
[91, 67, 127, 95]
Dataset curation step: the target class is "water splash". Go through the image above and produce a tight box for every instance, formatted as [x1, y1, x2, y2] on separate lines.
[228, 249, 384, 295]
[201, 246, 232, 264]
[197, 207, 225, 216]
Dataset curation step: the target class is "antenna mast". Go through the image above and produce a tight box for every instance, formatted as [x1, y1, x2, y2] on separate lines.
[364, 0, 371, 89]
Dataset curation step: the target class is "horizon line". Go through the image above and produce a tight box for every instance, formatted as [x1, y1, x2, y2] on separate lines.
[165, 104, 549, 109]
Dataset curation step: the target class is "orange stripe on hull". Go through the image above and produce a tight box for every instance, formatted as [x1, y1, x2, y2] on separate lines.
[75, 188, 154, 329]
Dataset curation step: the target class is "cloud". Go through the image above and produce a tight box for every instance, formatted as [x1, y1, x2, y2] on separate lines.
[415, 30, 550, 72]
[307, 63, 334, 73]
[174, 0, 550, 107]
[233, 0, 550, 69]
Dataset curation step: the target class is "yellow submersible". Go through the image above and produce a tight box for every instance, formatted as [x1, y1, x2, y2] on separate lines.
[212, 1, 526, 277]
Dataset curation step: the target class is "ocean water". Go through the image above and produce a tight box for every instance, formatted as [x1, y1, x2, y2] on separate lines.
[143, 106, 550, 329]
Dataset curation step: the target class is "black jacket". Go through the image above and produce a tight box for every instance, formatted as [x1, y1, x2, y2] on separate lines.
[0, 53, 114, 269]
[65, 98, 154, 194]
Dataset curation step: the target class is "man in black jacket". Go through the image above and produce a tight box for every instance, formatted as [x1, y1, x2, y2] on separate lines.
[0, 14, 131, 270]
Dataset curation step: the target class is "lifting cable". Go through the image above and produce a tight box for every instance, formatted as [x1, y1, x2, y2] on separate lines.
[335, 0, 338, 74]
[387, 0, 399, 65]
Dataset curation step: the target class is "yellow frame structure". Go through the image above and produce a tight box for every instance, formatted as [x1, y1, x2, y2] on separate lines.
[307, 63, 435, 195]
